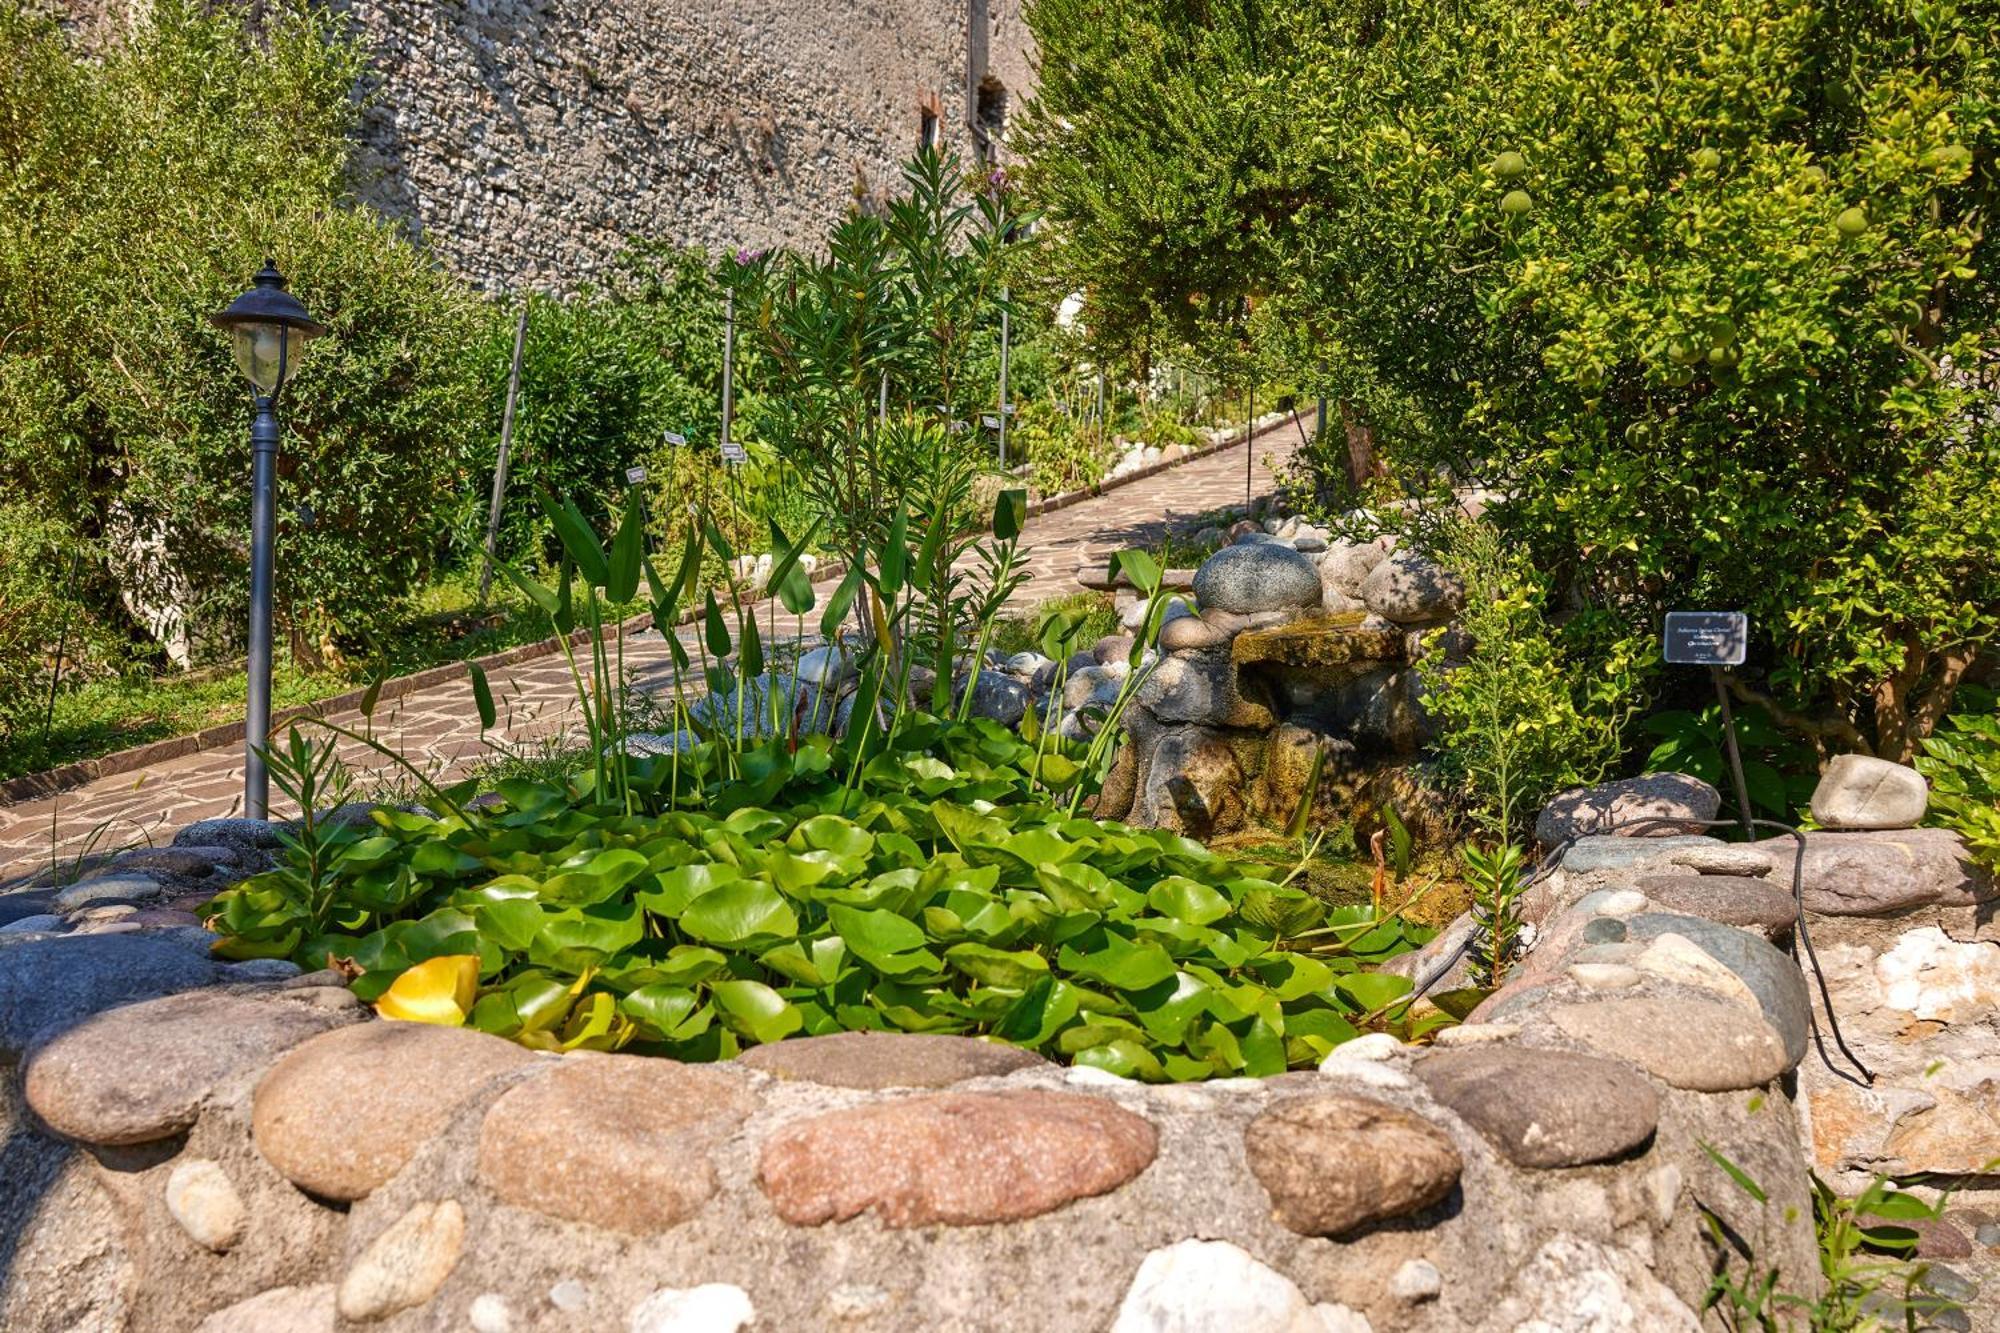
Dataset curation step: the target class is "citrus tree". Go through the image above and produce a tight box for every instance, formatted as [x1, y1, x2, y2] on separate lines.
[1019, 0, 2000, 760]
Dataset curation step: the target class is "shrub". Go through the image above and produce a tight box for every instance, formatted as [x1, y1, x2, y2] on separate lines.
[0, 0, 492, 669]
[1915, 687, 2000, 869]
[1019, 0, 2000, 760]
[1413, 517, 1644, 840]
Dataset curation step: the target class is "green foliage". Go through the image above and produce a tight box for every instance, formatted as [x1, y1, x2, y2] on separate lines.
[0, 0, 491, 666]
[1461, 840, 1526, 988]
[1010, 398, 1110, 495]
[748, 149, 1026, 560]
[1021, 0, 2000, 760]
[1414, 518, 1642, 840]
[1700, 1143, 1963, 1329]
[211, 717, 1431, 1075]
[1641, 704, 1821, 822]
[1915, 687, 2000, 869]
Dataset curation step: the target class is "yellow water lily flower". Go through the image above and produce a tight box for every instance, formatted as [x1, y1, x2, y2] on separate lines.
[375, 955, 480, 1026]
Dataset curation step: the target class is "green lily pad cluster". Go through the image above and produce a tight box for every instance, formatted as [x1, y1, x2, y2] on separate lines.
[207, 718, 1434, 1080]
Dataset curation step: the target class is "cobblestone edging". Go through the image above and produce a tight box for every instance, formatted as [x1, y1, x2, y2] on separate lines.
[1, 416, 1300, 813]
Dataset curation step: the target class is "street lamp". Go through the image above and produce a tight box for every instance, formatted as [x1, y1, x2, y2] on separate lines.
[211, 260, 325, 819]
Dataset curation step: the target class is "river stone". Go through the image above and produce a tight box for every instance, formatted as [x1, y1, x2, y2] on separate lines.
[1414, 1046, 1659, 1168]
[1631, 874, 1797, 938]
[1759, 828, 1995, 915]
[1064, 665, 1125, 712]
[1619, 912, 1812, 1067]
[628, 1285, 757, 1333]
[1548, 996, 1791, 1091]
[165, 1158, 247, 1252]
[1810, 755, 1928, 830]
[0, 933, 217, 1058]
[1244, 1093, 1461, 1236]
[254, 1021, 538, 1200]
[0, 914, 62, 934]
[957, 672, 1029, 727]
[175, 817, 283, 853]
[195, 1284, 336, 1333]
[477, 1055, 752, 1233]
[1561, 834, 1773, 878]
[53, 873, 163, 913]
[1111, 1239, 1352, 1333]
[106, 847, 224, 880]
[1535, 773, 1721, 846]
[1136, 648, 1272, 728]
[1191, 544, 1323, 615]
[1160, 616, 1232, 652]
[794, 645, 853, 687]
[0, 888, 57, 926]
[1359, 552, 1465, 623]
[25, 986, 366, 1145]
[736, 1031, 1048, 1089]
[336, 1198, 466, 1322]
[757, 1088, 1157, 1227]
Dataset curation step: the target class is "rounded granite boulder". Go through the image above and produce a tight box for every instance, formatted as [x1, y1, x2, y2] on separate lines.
[736, 1031, 1048, 1089]
[1191, 544, 1323, 615]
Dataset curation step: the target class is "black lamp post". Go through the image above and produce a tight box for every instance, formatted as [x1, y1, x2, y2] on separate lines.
[211, 260, 325, 819]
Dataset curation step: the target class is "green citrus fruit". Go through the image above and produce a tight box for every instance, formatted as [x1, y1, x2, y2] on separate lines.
[1835, 207, 1869, 238]
[1668, 339, 1702, 366]
[1666, 365, 1696, 388]
[1492, 151, 1528, 180]
[1500, 189, 1533, 217]
[1707, 345, 1741, 369]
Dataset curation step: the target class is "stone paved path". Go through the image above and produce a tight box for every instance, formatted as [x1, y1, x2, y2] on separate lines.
[0, 419, 1308, 884]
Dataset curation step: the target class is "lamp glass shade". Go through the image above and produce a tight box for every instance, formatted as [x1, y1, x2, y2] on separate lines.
[230, 321, 311, 393]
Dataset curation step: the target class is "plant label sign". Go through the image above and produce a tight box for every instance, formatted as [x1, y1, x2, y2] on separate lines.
[719, 441, 748, 466]
[662, 430, 687, 447]
[624, 465, 648, 484]
[981, 414, 1002, 430]
[1663, 611, 1747, 666]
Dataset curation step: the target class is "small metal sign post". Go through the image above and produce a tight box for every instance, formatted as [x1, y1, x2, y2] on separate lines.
[980, 414, 1001, 431]
[625, 465, 648, 485]
[662, 430, 687, 448]
[720, 440, 748, 466]
[1663, 611, 1755, 839]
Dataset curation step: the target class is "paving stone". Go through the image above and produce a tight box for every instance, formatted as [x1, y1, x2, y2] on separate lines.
[758, 1088, 1157, 1227]
[0, 932, 217, 1058]
[337, 1199, 466, 1322]
[254, 1021, 538, 1200]
[735, 1031, 1048, 1089]
[1243, 1093, 1461, 1236]
[25, 986, 366, 1145]
[1415, 1045, 1659, 1168]
[476, 1055, 753, 1232]
[1548, 996, 1792, 1091]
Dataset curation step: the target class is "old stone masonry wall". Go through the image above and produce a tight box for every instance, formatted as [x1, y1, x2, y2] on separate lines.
[334, 0, 1035, 290]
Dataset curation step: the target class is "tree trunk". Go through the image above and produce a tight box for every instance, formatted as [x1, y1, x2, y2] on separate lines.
[1339, 403, 1382, 491]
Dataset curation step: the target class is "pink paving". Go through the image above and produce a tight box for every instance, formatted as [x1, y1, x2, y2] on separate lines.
[0, 420, 1310, 884]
